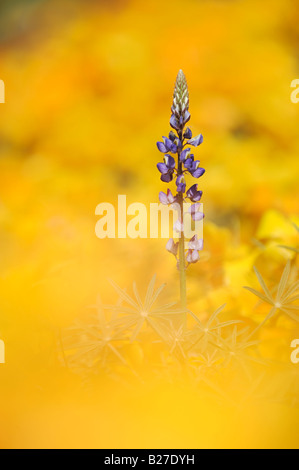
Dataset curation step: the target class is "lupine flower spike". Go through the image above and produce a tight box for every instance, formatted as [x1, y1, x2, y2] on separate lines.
[157, 70, 205, 318]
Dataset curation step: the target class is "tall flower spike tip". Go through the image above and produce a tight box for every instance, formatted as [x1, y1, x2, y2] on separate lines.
[171, 70, 190, 132]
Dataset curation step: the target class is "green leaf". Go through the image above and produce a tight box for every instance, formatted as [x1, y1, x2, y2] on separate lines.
[109, 279, 139, 310]
[207, 303, 226, 327]
[253, 266, 273, 300]
[210, 320, 242, 330]
[283, 281, 299, 300]
[148, 282, 166, 310]
[281, 307, 299, 322]
[132, 281, 143, 309]
[243, 286, 272, 305]
[144, 275, 157, 311]
[130, 319, 144, 342]
[276, 260, 291, 302]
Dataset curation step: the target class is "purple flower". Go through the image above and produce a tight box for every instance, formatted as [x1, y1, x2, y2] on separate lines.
[192, 166, 205, 178]
[168, 131, 182, 151]
[166, 238, 178, 256]
[157, 154, 176, 182]
[183, 110, 191, 125]
[180, 148, 191, 162]
[188, 203, 204, 221]
[184, 157, 205, 178]
[173, 219, 184, 233]
[176, 174, 186, 193]
[170, 113, 180, 131]
[168, 131, 177, 142]
[156, 136, 177, 154]
[159, 188, 177, 205]
[187, 134, 203, 147]
[186, 184, 203, 202]
[186, 249, 200, 264]
[183, 127, 192, 139]
[188, 235, 203, 251]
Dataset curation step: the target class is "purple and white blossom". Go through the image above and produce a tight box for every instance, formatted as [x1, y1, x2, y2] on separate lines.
[186, 184, 203, 202]
[176, 174, 186, 193]
[159, 188, 177, 205]
[188, 234, 203, 251]
[157, 154, 176, 182]
[189, 203, 204, 221]
[166, 238, 179, 257]
[187, 134, 203, 147]
[156, 70, 206, 268]
[186, 248, 200, 264]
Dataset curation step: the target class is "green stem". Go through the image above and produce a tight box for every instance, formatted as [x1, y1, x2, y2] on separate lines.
[177, 131, 187, 323]
[179, 208, 187, 311]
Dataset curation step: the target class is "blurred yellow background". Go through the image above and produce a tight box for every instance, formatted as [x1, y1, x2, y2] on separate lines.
[0, 0, 298, 449]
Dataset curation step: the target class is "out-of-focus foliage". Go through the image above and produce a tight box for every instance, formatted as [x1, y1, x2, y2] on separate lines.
[0, 0, 299, 449]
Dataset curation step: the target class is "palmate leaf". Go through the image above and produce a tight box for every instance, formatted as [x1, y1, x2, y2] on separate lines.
[251, 306, 277, 338]
[148, 282, 166, 310]
[106, 275, 185, 341]
[207, 303, 226, 326]
[112, 317, 140, 335]
[243, 286, 272, 305]
[245, 260, 299, 336]
[209, 320, 242, 331]
[187, 306, 242, 356]
[245, 261, 298, 308]
[108, 279, 140, 310]
[276, 260, 291, 302]
[155, 322, 188, 358]
[188, 304, 241, 334]
[150, 306, 183, 315]
[283, 281, 299, 300]
[132, 281, 143, 309]
[146, 315, 171, 341]
[107, 305, 137, 315]
[144, 274, 157, 311]
[130, 320, 144, 342]
[281, 307, 299, 322]
[214, 326, 263, 376]
[253, 266, 273, 300]
[68, 344, 101, 364]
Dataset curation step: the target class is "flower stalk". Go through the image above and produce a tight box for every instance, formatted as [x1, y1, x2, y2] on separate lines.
[177, 130, 187, 312]
[156, 70, 205, 318]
